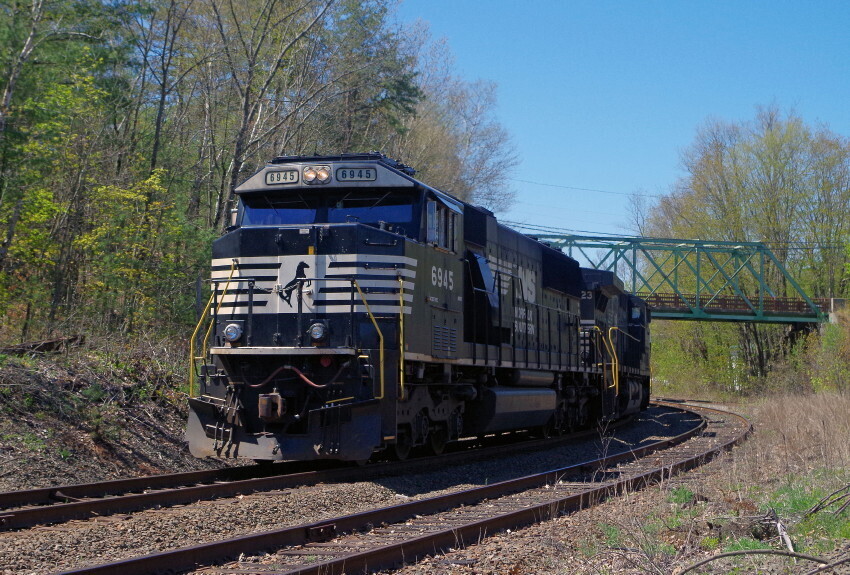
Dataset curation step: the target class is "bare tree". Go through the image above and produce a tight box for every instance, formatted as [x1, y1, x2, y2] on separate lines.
[206, 0, 334, 228]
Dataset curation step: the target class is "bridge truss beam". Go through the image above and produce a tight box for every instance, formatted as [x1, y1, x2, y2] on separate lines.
[534, 235, 827, 323]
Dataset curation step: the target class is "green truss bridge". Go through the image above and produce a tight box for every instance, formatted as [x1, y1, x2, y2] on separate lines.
[524, 234, 832, 324]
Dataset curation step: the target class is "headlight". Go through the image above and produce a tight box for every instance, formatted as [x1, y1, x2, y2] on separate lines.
[308, 322, 327, 342]
[303, 165, 331, 184]
[223, 323, 243, 342]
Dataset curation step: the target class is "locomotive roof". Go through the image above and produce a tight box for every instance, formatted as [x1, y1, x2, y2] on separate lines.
[270, 152, 416, 175]
[235, 153, 464, 213]
[581, 268, 626, 295]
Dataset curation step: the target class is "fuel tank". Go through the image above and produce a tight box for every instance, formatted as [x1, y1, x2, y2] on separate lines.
[464, 387, 556, 435]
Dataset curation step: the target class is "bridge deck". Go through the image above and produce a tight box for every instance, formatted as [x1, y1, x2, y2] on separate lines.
[639, 293, 830, 322]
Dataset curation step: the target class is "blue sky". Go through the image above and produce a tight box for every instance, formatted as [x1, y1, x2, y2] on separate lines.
[395, 1, 850, 236]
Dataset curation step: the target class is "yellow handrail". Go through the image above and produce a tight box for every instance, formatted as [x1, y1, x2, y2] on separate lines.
[202, 260, 239, 359]
[188, 291, 215, 397]
[353, 279, 384, 400]
[607, 326, 641, 398]
[188, 259, 237, 397]
[587, 325, 616, 391]
[606, 327, 620, 396]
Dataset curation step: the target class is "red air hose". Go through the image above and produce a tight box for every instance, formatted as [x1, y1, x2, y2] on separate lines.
[284, 364, 327, 389]
[249, 362, 350, 389]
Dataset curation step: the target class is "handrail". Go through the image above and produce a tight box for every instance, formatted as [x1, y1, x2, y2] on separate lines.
[188, 292, 215, 397]
[606, 327, 620, 396]
[586, 325, 616, 391]
[397, 275, 406, 401]
[188, 259, 237, 397]
[201, 261, 239, 360]
[352, 279, 385, 400]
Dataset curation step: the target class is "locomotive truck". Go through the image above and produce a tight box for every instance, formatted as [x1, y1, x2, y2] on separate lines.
[186, 153, 651, 462]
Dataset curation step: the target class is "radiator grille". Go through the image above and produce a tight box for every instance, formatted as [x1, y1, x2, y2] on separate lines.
[432, 325, 457, 356]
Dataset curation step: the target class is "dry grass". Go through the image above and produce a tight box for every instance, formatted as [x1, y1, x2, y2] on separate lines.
[742, 393, 850, 479]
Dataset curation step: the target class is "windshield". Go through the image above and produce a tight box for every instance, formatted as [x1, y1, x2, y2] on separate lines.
[240, 189, 415, 228]
[241, 193, 316, 225]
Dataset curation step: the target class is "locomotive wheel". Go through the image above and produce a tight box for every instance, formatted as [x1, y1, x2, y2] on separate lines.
[392, 429, 413, 461]
[427, 425, 448, 456]
[531, 420, 553, 439]
[553, 402, 567, 436]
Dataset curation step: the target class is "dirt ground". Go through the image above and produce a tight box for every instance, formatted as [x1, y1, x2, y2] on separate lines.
[0, 353, 223, 491]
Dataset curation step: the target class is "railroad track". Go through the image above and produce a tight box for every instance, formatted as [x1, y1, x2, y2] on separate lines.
[0, 412, 637, 532]
[48, 402, 746, 575]
[0, 460, 334, 531]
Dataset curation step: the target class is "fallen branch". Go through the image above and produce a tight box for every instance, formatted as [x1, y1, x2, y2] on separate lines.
[767, 508, 794, 554]
[0, 335, 85, 356]
[679, 549, 827, 574]
[802, 553, 850, 575]
[805, 484, 850, 518]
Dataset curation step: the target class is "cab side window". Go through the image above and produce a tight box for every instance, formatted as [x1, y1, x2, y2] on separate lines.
[426, 199, 456, 251]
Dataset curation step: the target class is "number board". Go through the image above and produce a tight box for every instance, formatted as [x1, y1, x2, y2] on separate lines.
[265, 170, 299, 185]
[336, 167, 376, 182]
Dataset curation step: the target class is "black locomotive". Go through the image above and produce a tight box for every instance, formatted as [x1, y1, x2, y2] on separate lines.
[186, 153, 651, 462]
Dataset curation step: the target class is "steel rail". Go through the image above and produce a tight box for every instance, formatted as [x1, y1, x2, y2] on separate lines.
[0, 460, 340, 527]
[0, 465, 271, 511]
[0, 413, 637, 531]
[53, 403, 726, 575]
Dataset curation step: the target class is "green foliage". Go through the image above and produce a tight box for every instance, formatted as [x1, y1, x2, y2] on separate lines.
[75, 170, 209, 332]
[797, 510, 850, 552]
[643, 541, 677, 558]
[85, 404, 121, 442]
[318, 0, 423, 149]
[598, 522, 623, 547]
[806, 320, 850, 393]
[732, 470, 850, 554]
[0, 0, 516, 350]
[651, 320, 761, 396]
[767, 484, 823, 516]
[645, 108, 850, 395]
[668, 486, 696, 505]
[10, 431, 48, 452]
[80, 384, 106, 403]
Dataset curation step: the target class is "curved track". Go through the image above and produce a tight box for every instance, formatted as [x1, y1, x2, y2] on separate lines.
[49, 402, 748, 575]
